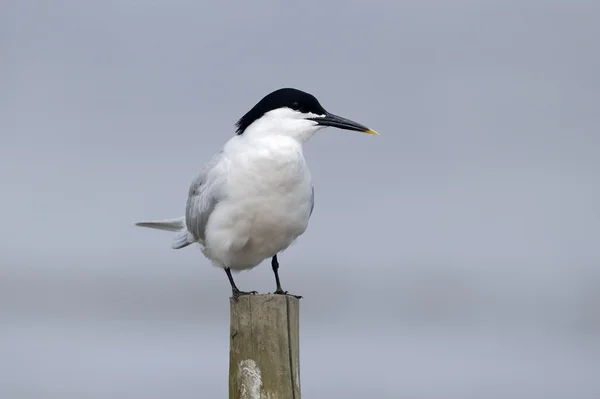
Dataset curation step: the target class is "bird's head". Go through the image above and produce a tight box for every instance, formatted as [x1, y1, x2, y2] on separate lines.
[235, 88, 378, 143]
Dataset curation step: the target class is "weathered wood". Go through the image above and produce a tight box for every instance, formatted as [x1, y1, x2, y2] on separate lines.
[229, 294, 301, 399]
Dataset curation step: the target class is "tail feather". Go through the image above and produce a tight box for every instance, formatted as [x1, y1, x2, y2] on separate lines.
[135, 217, 185, 232]
[172, 231, 195, 249]
[135, 216, 195, 249]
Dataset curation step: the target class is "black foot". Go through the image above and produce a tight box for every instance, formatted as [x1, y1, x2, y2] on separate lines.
[273, 289, 303, 299]
[232, 289, 258, 301]
[270, 255, 302, 299]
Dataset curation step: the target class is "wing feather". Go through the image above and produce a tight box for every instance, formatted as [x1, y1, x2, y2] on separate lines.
[309, 184, 315, 217]
[185, 152, 226, 245]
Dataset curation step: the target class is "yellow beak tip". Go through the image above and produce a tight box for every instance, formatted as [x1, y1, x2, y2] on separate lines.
[365, 128, 379, 135]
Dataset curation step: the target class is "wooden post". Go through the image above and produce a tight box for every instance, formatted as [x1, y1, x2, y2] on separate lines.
[229, 294, 301, 399]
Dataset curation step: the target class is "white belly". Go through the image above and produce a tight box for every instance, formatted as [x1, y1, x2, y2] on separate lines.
[203, 137, 313, 270]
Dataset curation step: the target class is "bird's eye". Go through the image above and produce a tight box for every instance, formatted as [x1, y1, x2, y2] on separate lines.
[291, 101, 300, 109]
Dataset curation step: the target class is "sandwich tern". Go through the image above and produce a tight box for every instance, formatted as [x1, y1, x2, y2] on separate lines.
[136, 88, 377, 299]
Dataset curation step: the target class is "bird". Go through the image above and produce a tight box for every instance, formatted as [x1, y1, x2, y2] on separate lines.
[135, 87, 378, 299]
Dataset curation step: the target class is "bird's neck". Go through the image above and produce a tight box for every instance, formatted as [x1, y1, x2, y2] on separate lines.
[241, 134, 304, 157]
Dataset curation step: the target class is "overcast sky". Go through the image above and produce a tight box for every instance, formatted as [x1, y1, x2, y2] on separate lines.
[2, 1, 600, 398]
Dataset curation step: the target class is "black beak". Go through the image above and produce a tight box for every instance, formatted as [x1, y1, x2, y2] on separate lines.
[314, 112, 378, 135]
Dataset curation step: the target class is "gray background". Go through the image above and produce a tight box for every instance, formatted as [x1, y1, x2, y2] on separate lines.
[2, 0, 600, 398]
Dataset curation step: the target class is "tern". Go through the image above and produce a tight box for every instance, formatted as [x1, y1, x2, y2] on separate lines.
[136, 88, 377, 299]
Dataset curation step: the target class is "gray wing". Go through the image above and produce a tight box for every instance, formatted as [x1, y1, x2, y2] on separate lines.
[309, 184, 315, 217]
[185, 152, 226, 245]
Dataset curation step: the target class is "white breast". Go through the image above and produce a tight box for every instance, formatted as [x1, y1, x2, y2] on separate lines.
[203, 135, 313, 270]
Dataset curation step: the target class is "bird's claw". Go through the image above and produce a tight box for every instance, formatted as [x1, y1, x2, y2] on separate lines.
[273, 289, 303, 299]
[232, 290, 258, 300]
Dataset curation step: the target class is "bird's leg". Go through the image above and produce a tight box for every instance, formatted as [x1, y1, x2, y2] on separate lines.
[271, 255, 302, 299]
[225, 268, 257, 300]
[272, 255, 284, 293]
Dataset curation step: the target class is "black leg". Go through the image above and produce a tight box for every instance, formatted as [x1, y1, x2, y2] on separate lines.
[225, 268, 257, 300]
[271, 255, 302, 299]
[272, 255, 283, 293]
